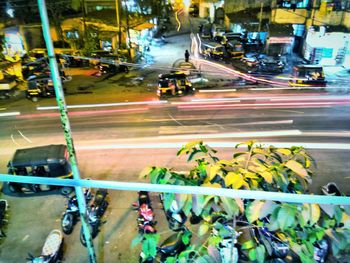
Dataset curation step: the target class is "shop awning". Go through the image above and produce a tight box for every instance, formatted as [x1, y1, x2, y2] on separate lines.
[133, 22, 155, 31]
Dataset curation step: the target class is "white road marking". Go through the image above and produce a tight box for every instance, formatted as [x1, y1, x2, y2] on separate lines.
[157, 130, 302, 140]
[37, 100, 168, 110]
[0, 112, 20, 117]
[17, 130, 32, 143]
[11, 134, 20, 146]
[191, 98, 241, 102]
[167, 113, 183, 126]
[77, 141, 350, 150]
[199, 89, 237, 93]
[232, 120, 294, 126]
[22, 235, 29, 241]
[276, 110, 304, 114]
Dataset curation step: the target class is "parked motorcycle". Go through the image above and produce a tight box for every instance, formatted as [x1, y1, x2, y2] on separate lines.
[80, 189, 109, 246]
[61, 189, 92, 235]
[133, 191, 157, 233]
[0, 199, 9, 238]
[27, 229, 64, 263]
[159, 194, 187, 232]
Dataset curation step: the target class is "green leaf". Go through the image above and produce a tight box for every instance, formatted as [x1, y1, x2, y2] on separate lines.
[142, 234, 160, 258]
[256, 244, 266, 263]
[208, 235, 222, 246]
[139, 166, 154, 179]
[181, 230, 192, 245]
[175, 194, 188, 210]
[220, 196, 239, 218]
[163, 193, 175, 211]
[241, 240, 255, 250]
[182, 196, 192, 216]
[319, 204, 335, 218]
[198, 223, 209, 236]
[177, 141, 202, 156]
[224, 172, 244, 189]
[209, 164, 221, 180]
[188, 149, 201, 162]
[248, 248, 257, 261]
[246, 200, 265, 223]
[165, 257, 176, 263]
[131, 234, 143, 248]
[192, 195, 204, 216]
[276, 148, 291, 156]
[259, 200, 278, 219]
[285, 160, 308, 178]
[277, 205, 296, 230]
[310, 204, 320, 225]
[300, 204, 311, 227]
[259, 170, 273, 183]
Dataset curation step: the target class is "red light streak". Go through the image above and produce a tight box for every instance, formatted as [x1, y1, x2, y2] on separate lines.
[194, 58, 291, 87]
[17, 107, 149, 119]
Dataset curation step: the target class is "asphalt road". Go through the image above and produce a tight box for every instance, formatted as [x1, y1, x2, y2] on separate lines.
[1, 64, 350, 262]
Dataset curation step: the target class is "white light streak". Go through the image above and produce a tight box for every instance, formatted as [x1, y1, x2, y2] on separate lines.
[37, 101, 168, 110]
[199, 89, 237, 93]
[0, 112, 20, 117]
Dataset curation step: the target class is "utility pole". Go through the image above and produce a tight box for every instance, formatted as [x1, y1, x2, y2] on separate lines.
[116, 0, 121, 50]
[258, 1, 263, 34]
[37, 1, 96, 262]
[123, 0, 132, 58]
[81, 0, 87, 40]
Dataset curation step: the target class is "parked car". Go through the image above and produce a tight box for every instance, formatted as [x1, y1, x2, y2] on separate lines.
[3, 144, 73, 195]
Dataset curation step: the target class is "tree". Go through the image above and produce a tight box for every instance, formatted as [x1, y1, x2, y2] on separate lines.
[134, 141, 350, 262]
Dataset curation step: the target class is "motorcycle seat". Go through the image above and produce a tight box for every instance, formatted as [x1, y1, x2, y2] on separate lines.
[42, 230, 62, 256]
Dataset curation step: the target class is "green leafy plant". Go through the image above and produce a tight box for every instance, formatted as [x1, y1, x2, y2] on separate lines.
[135, 141, 350, 262]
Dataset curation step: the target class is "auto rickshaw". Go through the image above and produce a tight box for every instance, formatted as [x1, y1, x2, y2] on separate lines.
[200, 41, 225, 60]
[289, 65, 327, 87]
[3, 144, 73, 195]
[157, 72, 195, 98]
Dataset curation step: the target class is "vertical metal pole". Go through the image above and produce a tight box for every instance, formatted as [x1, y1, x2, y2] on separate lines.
[37, 1, 97, 262]
[116, 0, 121, 49]
[258, 1, 263, 33]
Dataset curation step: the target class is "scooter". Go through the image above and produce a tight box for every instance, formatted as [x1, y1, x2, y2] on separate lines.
[27, 230, 64, 263]
[159, 194, 187, 232]
[133, 192, 157, 233]
[0, 199, 9, 238]
[61, 189, 92, 235]
[80, 189, 109, 246]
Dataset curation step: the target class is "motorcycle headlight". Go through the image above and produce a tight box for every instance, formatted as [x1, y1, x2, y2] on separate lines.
[178, 90, 183, 94]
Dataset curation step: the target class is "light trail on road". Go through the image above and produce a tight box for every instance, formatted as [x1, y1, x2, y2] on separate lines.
[36, 100, 167, 110]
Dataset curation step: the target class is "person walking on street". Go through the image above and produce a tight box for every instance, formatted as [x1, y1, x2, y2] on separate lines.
[185, 50, 190, 62]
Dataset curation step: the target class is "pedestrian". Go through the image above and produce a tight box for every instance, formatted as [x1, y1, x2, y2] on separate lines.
[185, 50, 190, 62]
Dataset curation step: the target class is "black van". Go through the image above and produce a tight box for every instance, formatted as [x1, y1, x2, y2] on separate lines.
[3, 145, 73, 194]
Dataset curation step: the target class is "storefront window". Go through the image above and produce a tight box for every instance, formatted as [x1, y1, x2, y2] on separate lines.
[277, 0, 310, 9]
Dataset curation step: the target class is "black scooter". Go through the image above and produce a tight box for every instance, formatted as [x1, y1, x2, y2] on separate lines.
[61, 189, 92, 235]
[0, 199, 9, 238]
[80, 189, 109, 246]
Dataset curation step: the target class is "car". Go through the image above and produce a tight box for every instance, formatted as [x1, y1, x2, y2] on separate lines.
[3, 144, 73, 195]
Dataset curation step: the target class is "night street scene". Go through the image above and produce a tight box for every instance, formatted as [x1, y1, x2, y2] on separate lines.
[1, 0, 350, 262]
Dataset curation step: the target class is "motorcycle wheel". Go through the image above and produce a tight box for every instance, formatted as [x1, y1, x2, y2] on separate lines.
[61, 213, 75, 235]
[31, 96, 38, 102]
[80, 224, 99, 247]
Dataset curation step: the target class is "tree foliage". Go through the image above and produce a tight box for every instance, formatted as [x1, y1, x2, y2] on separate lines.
[136, 141, 350, 262]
